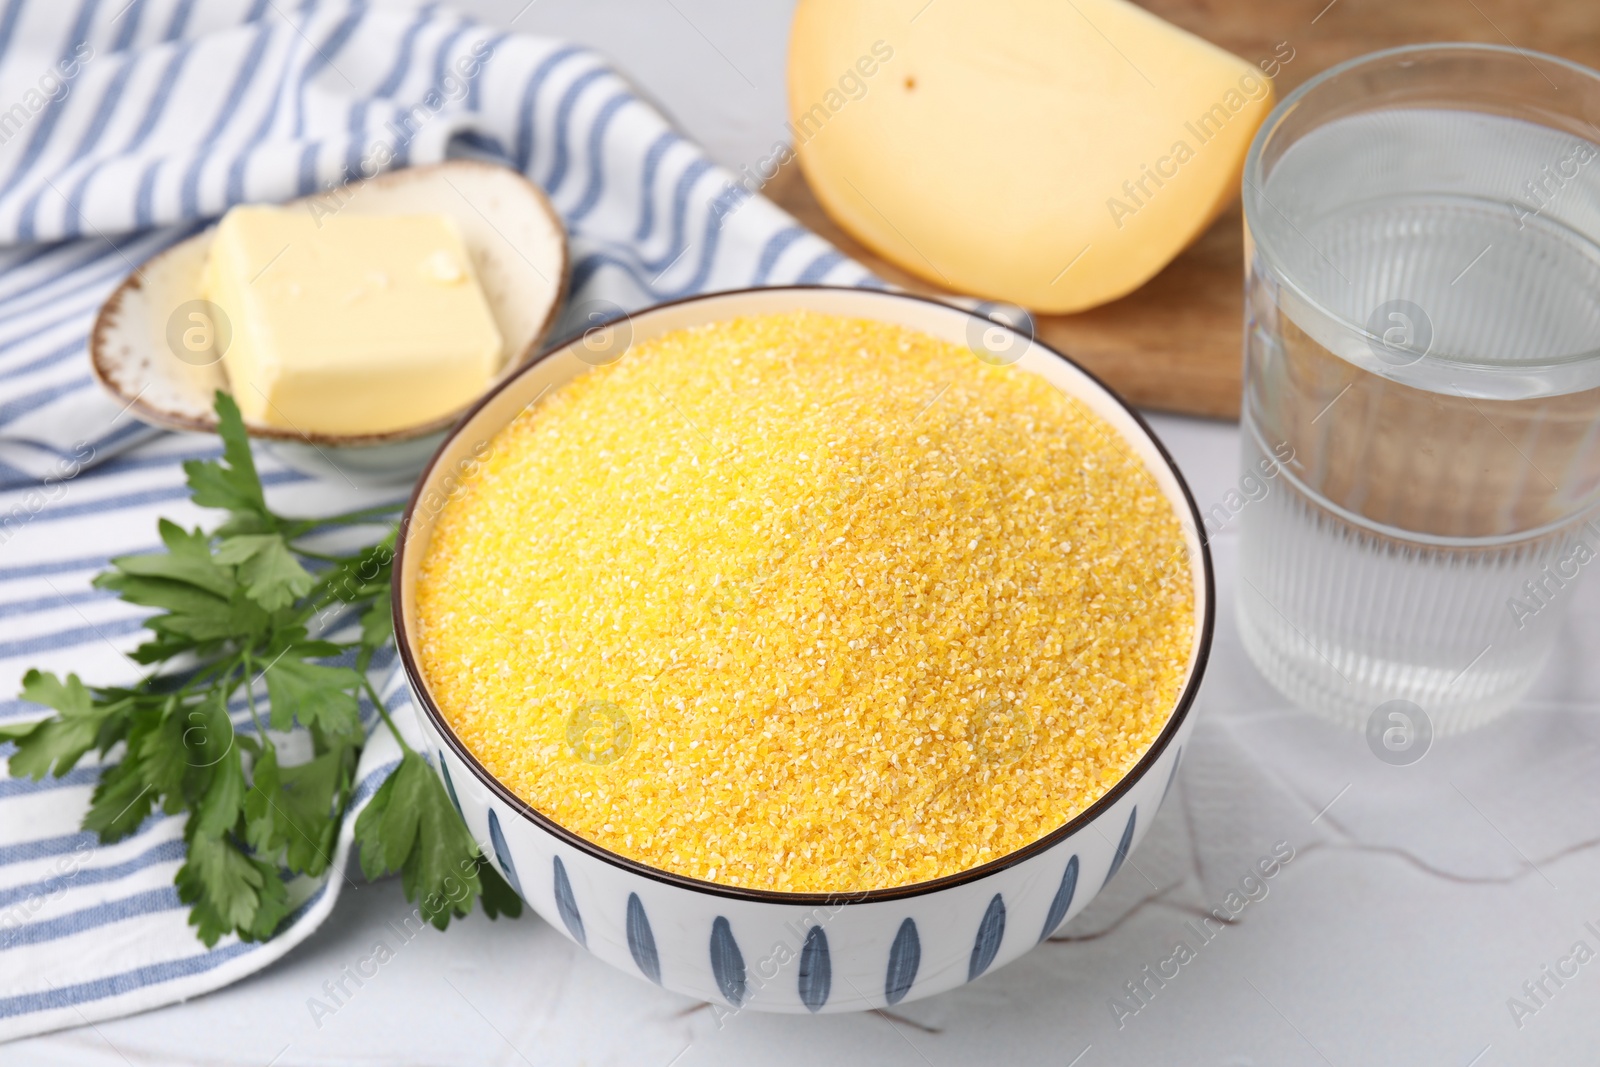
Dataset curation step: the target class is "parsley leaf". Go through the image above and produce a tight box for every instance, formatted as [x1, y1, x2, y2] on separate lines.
[109, 520, 237, 597]
[177, 831, 289, 947]
[1, 672, 125, 780]
[194, 743, 247, 838]
[360, 597, 394, 648]
[215, 534, 314, 612]
[260, 651, 363, 736]
[182, 393, 270, 526]
[83, 751, 157, 841]
[244, 744, 349, 877]
[355, 750, 521, 929]
[474, 855, 524, 920]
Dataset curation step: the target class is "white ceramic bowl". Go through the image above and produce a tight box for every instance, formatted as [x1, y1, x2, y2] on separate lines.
[393, 286, 1214, 1013]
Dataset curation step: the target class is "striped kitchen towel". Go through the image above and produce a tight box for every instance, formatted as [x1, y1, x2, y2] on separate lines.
[0, 0, 872, 1041]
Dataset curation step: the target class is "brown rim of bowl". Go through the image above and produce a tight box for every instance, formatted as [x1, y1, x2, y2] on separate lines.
[392, 285, 1216, 906]
[87, 159, 570, 447]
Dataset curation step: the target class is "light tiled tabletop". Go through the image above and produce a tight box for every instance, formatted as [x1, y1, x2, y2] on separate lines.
[18, 2, 1600, 1063]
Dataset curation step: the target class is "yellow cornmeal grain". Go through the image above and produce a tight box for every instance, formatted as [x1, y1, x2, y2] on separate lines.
[416, 312, 1195, 893]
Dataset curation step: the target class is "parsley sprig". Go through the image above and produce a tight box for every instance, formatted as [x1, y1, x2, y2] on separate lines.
[1, 392, 519, 945]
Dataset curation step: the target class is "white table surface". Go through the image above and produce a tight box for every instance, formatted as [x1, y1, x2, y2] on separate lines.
[17, 2, 1600, 1064]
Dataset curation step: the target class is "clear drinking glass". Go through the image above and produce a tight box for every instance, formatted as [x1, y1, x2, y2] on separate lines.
[1236, 44, 1600, 732]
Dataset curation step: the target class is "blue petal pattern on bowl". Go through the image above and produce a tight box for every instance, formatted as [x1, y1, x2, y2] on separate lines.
[798, 926, 832, 1012]
[553, 855, 587, 946]
[626, 892, 661, 985]
[440, 759, 464, 819]
[1103, 807, 1137, 888]
[710, 916, 747, 1007]
[968, 894, 1006, 981]
[885, 918, 921, 1005]
[487, 809, 523, 899]
[1038, 854, 1080, 943]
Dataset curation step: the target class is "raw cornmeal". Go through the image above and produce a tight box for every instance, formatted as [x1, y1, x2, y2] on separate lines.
[416, 312, 1194, 893]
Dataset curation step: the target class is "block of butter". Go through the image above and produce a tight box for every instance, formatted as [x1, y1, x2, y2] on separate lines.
[203, 206, 504, 436]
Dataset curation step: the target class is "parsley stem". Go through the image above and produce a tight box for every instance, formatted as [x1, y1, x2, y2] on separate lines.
[291, 547, 352, 564]
[284, 503, 404, 537]
[170, 666, 216, 697]
[169, 653, 240, 700]
[240, 649, 271, 745]
[362, 675, 415, 758]
[303, 575, 369, 611]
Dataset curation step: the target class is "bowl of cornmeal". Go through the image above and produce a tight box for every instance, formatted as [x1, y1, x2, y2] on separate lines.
[392, 286, 1213, 1012]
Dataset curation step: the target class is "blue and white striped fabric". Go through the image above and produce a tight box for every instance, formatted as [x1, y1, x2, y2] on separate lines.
[0, 0, 871, 1041]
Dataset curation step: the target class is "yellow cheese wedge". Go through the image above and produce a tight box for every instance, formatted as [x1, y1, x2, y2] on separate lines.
[204, 206, 504, 435]
[788, 0, 1276, 312]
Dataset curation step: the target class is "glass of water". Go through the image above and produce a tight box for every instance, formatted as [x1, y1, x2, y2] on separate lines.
[1236, 44, 1600, 733]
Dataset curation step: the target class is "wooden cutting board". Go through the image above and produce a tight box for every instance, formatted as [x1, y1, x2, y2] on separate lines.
[764, 0, 1600, 419]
